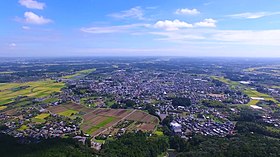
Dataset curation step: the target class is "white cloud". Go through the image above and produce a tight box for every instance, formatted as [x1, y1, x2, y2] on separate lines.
[194, 18, 217, 27]
[154, 20, 193, 31]
[229, 12, 280, 19]
[151, 29, 280, 46]
[19, 0, 45, 10]
[9, 43, 17, 47]
[24, 12, 52, 25]
[22, 26, 30, 30]
[81, 24, 149, 34]
[175, 8, 200, 15]
[109, 6, 145, 20]
[212, 30, 280, 45]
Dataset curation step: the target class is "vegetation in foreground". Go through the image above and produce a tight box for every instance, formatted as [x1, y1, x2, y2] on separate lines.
[0, 134, 95, 157]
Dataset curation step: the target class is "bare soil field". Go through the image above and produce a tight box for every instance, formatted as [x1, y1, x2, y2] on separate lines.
[138, 123, 156, 132]
[47, 105, 68, 113]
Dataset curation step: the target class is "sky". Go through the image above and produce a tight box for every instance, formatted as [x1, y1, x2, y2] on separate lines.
[1, 0, 280, 57]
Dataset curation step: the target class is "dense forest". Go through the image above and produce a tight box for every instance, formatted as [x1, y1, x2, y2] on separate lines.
[0, 134, 95, 157]
[100, 132, 169, 157]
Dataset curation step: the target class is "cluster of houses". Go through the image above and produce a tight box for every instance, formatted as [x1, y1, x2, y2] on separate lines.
[0, 107, 79, 143]
[262, 115, 280, 128]
[64, 69, 249, 108]
[165, 106, 235, 137]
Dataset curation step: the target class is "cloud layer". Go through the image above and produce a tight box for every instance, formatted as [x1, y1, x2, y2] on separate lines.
[109, 6, 145, 20]
[24, 12, 52, 25]
[175, 8, 200, 15]
[229, 12, 280, 19]
[19, 0, 45, 10]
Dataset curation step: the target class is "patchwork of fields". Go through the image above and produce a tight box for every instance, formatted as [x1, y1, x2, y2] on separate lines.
[212, 76, 279, 106]
[47, 103, 159, 137]
[0, 80, 64, 106]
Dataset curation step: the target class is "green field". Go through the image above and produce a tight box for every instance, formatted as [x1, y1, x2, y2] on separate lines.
[18, 125, 28, 131]
[35, 113, 50, 119]
[86, 126, 100, 134]
[211, 76, 241, 88]
[63, 68, 96, 79]
[247, 99, 260, 106]
[58, 110, 78, 117]
[154, 130, 164, 136]
[93, 139, 105, 144]
[32, 113, 50, 123]
[96, 117, 115, 128]
[0, 106, 7, 111]
[212, 76, 279, 105]
[0, 80, 64, 106]
[84, 116, 115, 134]
[244, 89, 278, 103]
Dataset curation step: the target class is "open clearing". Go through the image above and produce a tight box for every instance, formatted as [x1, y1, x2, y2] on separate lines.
[62, 68, 96, 79]
[0, 80, 64, 106]
[47, 103, 159, 136]
[0, 106, 7, 111]
[32, 113, 50, 123]
[58, 110, 78, 117]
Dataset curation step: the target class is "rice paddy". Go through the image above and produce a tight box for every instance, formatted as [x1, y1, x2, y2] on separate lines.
[0, 80, 64, 106]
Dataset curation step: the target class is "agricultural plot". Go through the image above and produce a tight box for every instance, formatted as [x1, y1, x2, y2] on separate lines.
[47, 103, 90, 118]
[212, 76, 279, 106]
[126, 110, 159, 124]
[58, 110, 78, 117]
[0, 80, 64, 106]
[0, 106, 7, 111]
[62, 68, 96, 79]
[47, 103, 159, 136]
[32, 113, 50, 123]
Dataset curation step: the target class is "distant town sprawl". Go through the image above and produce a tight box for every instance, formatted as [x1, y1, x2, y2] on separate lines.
[0, 57, 279, 151]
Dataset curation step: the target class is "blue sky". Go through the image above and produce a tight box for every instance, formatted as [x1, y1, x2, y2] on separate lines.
[1, 0, 280, 57]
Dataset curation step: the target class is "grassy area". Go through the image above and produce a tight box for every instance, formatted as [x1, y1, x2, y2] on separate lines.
[32, 113, 50, 123]
[43, 97, 59, 104]
[93, 139, 105, 144]
[211, 76, 241, 89]
[247, 99, 260, 106]
[32, 118, 46, 123]
[63, 68, 96, 79]
[212, 76, 279, 105]
[96, 117, 115, 128]
[244, 89, 278, 103]
[18, 125, 28, 131]
[58, 110, 78, 117]
[86, 126, 100, 134]
[0, 80, 64, 106]
[35, 113, 50, 119]
[154, 130, 164, 136]
[0, 106, 7, 111]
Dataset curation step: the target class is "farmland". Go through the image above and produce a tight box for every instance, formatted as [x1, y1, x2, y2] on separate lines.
[47, 103, 159, 137]
[0, 106, 7, 111]
[0, 80, 64, 106]
[32, 113, 50, 123]
[212, 76, 279, 106]
[62, 68, 96, 79]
